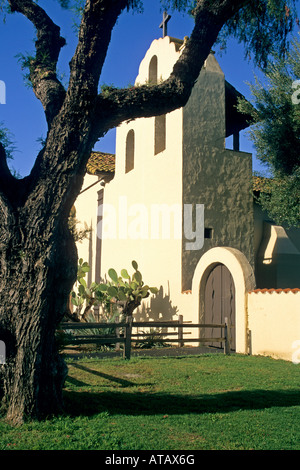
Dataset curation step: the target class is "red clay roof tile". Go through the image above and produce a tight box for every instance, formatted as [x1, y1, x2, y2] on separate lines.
[249, 288, 300, 294]
[87, 151, 115, 175]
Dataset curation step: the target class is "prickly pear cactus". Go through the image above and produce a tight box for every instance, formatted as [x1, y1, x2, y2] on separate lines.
[71, 260, 158, 320]
[97, 260, 158, 317]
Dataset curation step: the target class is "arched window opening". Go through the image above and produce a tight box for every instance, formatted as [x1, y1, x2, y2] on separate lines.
[149, 55, 158, 85]
[125, 129, 135, 173]
[154, 114, 166, 155]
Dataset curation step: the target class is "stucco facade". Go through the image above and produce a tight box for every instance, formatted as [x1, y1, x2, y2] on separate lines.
[95, 37, 255, 306]
[248, 289, 300, 362]
[181, 52, 254, 291]
[75, 36, 300, 359]
[98, 38, 184, 316]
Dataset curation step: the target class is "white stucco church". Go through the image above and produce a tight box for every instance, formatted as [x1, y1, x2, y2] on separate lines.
[75, 28, 300, 361]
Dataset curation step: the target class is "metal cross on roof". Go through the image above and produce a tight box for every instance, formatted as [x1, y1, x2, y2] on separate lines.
[159, 11, 171, 37]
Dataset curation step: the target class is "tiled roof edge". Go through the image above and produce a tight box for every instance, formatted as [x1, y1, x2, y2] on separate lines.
[86, 151, 115, 175]
[249, 288, 300, 294]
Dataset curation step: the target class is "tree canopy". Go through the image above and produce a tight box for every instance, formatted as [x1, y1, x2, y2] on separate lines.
[239, 35, 300, 228]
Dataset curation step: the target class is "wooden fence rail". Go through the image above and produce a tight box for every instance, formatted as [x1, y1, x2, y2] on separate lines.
[59, 316, 231, 360]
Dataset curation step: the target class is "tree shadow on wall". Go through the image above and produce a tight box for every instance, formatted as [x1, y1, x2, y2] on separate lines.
[134, 285, 179, 322]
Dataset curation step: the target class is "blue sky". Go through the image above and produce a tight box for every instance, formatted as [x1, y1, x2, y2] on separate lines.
[0, 0, 281, 177]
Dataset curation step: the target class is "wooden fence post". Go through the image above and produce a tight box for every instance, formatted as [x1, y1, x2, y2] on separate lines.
[178, 315, 183, 347]
[115, 315, 120, 352]
[124, 316, 133, 360]
[224, 317, 231, 355]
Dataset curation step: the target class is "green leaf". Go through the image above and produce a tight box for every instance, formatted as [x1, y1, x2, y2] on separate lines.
[71, 297, 79, 306]
[95, 291, 104, 300]
[79, 277, 87, 288]
[118, 289, 127, 301]
[81, 266, 90, 273]
[107, 286, 118, 297]
[78, 284, 85, 296]
[130, 281, 138, 290]
[108, 268, 118, 283]
[121, 269, 130, 279]
[98, 284, 108, 292]
[149, 287, 158, 294]
[132, 260, 138, 270]
[133, 270, 142, 284]
[71, 296, 84, 306]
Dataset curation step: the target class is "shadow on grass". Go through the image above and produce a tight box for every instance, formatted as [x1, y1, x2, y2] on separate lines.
[68, 363, 138, 387]
[63, 388, 300, 417]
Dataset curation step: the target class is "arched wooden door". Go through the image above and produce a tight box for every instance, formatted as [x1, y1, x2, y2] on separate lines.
[204, 263, 236, 350]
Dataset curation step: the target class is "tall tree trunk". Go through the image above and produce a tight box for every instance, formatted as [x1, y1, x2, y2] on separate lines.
[0, 191, 78, 425]
[0, 60, 100, 424]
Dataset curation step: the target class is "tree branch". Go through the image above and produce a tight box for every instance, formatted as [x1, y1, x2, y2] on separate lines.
[24, 1, 131, 202]
[0, 191, 14, 252]
[0, 144, 16, 251]
[0, 142, 14, 180]
[0, 143, 31, 208]
[8, 0, 67, 126]
[0, 143, 16, 196]
[93, 0, 249, 132]
[68, 0, 129, 94]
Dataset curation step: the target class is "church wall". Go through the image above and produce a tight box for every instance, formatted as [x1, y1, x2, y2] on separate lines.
[99, 108, 185, 318]
[254, 204, 300, 288]
[97, 37, 190, 319]
[74, 173, 100, 284]
[135, 36, 182, 86]
[74, 37, 191, 323]
[181, 54, 254, 291]
[254, 201, 300, 256]
[248, 289, 300, 361]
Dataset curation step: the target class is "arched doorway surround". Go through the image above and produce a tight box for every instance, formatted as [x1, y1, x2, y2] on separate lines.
[191, 247, 256, 353]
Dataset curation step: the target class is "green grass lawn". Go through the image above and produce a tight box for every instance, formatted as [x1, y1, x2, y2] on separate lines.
[1, 353, 300, 450]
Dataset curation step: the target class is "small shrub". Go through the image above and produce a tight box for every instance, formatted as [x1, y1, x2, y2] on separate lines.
[135, 328, 168, 349]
